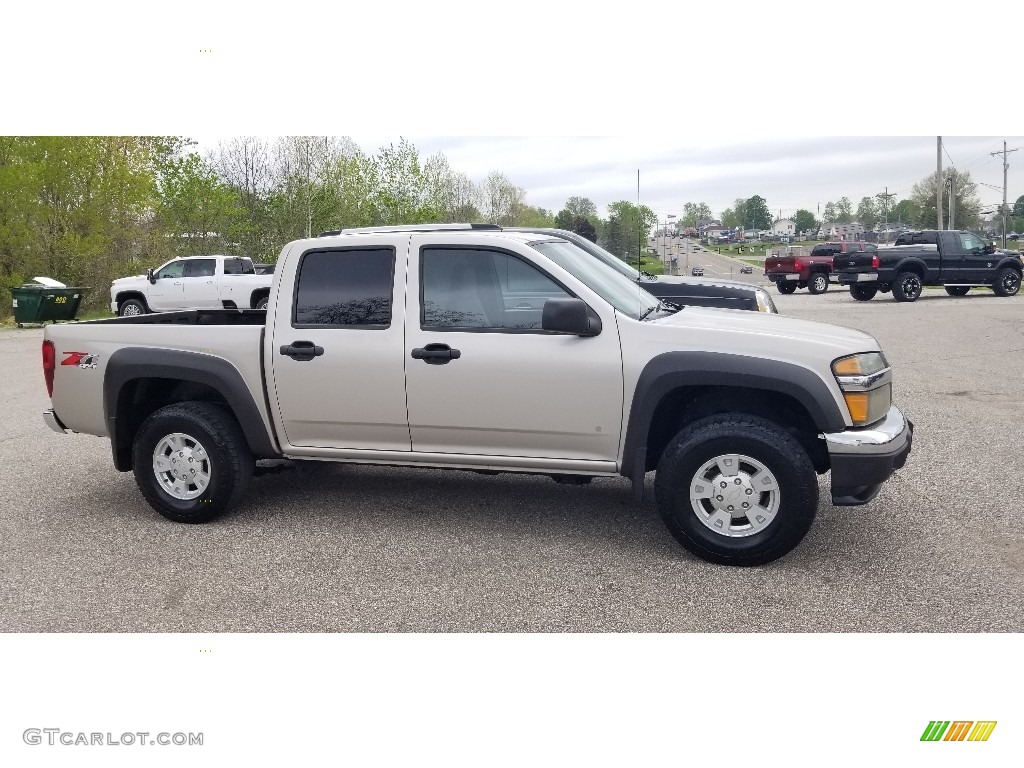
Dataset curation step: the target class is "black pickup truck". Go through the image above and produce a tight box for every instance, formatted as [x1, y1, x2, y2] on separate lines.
[836, 230, 1022, 302]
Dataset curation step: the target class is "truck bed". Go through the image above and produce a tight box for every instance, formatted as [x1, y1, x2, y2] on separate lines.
[45, 311, 270, 442]
[88, 309, 268, 326]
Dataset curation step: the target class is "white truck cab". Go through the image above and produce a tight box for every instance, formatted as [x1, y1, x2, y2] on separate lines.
[110, 255, 273, 315]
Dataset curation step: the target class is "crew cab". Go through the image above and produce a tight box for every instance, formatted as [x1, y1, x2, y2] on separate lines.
[110, 255, 274, 316]
[835, 230, 1023, 302]
[43, 223, 913, 566]
[765, 242, 876, 295]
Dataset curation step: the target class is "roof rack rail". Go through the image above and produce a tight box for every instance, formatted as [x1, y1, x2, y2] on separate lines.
[318, 223, 502, 236]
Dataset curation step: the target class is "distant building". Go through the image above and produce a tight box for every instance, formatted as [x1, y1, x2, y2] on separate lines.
[773, 218, 796, 237]
[817, 221, 866, 240]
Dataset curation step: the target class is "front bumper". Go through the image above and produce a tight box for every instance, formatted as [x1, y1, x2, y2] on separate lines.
[43, 409, 69, 434]
[822, 405, 913, 505]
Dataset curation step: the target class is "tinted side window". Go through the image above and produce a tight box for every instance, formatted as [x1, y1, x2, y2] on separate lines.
[294, 248, 395, 327]
[186, 259, 216, 278]
[913, 232, 939, 246]
[894, 234, 911, 246]
[224, 258, 254, 275]
[421, 248, 570, 331]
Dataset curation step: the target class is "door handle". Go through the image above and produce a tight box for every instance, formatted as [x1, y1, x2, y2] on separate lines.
[280, 340, 324, 361]
[411, 343, 461, 365]
[173, 281, 182, 285]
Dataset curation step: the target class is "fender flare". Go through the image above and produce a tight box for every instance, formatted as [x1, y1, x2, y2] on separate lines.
[103, 347, 280, 470]
[620, 351, 848, 479]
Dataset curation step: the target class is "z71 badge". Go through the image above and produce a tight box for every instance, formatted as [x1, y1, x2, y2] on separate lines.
[60, 352, 99, 369]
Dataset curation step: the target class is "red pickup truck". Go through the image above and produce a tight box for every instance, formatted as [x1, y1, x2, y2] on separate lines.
[765, 242, 877, 295]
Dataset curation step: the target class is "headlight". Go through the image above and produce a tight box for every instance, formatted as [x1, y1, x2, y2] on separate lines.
[832, 353, 891, 426]
[754, 288, 778, 314]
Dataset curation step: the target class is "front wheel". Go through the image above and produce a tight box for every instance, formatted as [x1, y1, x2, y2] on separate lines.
[255, 296, 269, 310]
[807, 272, 829, 294]
[944, 286, 970, 297]
[654, 414, 819, 566]
[132, 401, 253, 523]
[850, 284, 878, 301]
[118, 298, 147, 317]
[776, 281, 797, 295]
[892, 271, 922, 302]
[993, 267, 1021, 297]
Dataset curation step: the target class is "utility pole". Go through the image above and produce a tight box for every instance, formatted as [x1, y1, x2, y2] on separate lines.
[990, 140, 1018, 249]
[936, 137, 943, 230]
[876, 187, 896, 243]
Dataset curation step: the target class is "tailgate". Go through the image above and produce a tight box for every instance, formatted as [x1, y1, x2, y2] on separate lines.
[764, 256, 796, 273]
[834, 252, 875, 274]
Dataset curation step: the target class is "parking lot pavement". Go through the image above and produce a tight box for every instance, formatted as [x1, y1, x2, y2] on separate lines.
[2, 291, 1023, 633]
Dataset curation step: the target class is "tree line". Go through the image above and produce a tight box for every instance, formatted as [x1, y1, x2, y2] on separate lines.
[677, 170, 1023, 238]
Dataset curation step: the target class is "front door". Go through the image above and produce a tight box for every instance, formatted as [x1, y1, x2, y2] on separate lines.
[148, 260, 186, 310]
[404, 238, 624, 461]
[269, 239, 411, 451]
[956, 231, 994, 282]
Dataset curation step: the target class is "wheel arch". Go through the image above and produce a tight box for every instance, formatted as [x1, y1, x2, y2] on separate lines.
[249, 287, 270, 308]
[894, 258, 926, 277]
[103, 348, 280, 471]
[621, 352, 847, 485]
[114, 291, 150, 311]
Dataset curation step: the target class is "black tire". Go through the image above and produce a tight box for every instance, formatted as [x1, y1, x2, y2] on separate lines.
[807, 272, 829, 295]
[654, 414, 819, 566]
[944, 286, 970, 297]
[992, 267, 1021, 297]
[849, 284, 878, 301]
[776, 281, 797, 294]
[892, 271, 922, 302]
[132, 401, 253, 523]
[255, 296, 269, 310]
[118, 298, 148, 317]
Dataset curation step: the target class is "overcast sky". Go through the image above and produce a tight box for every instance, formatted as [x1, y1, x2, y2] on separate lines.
[340, 135, 1023, 222]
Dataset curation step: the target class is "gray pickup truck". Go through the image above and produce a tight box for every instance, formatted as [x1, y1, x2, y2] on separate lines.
[42, 224, 913, 566]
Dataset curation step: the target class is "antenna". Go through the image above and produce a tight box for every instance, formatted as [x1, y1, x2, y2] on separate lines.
[637, 169, 642, 319]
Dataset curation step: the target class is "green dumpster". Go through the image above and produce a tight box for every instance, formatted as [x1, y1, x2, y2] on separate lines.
[11, 280, 87, 327]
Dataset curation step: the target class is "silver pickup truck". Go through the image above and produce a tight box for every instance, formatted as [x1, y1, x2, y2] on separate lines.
[42, 224, 913, 566]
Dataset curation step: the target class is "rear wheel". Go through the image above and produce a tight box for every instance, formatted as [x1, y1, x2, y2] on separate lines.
[132, 401, 253, 523]
[776, 281, 797, 295]
[892, 271, 922, 302]
[255, 296, 269, 310]
[849, 284, 878, 301]
[654, 414, 819, 566]
[944, 286, 970, 297]
[992, 267, 1021, 297]
[807, 272, 829, 294]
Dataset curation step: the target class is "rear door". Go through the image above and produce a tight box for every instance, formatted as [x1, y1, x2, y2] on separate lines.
[269, 236, 411, 451]
[181, 258, 220, 308]
[404, 235, 623, 461]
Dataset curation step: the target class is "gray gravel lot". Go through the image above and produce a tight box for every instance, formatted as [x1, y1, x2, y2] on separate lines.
[2, 288, 1022, 632]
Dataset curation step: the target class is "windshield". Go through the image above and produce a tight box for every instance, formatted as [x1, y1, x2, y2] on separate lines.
[530, 240, 661, 320]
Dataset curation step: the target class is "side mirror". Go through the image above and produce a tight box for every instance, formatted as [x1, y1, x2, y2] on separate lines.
[542, 298, 601, 337]
[147, 268, 156, 284]
[984, 243, 996, 255]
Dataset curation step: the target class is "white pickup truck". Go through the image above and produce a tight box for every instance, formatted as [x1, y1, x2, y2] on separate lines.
[44, 224, 912, 566]
[110, 255, 273, 316]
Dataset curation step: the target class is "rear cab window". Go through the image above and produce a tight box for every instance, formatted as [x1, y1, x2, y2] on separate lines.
[293, 248, 396, 328]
